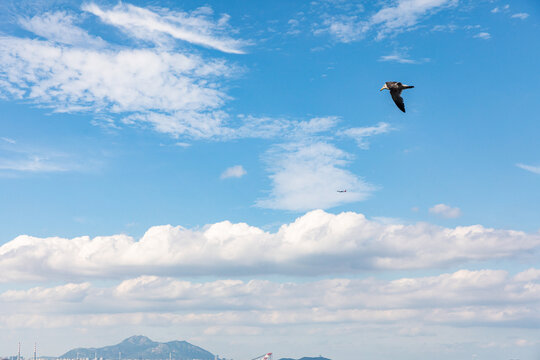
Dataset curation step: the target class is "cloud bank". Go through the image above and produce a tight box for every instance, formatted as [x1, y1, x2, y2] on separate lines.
[4, 268, 540, 330]
[2, 210, 539, 282]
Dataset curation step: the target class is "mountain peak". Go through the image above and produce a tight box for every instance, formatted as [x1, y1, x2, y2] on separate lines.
[121, 335, 153, 345]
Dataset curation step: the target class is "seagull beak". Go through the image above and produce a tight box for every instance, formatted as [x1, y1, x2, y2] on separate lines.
[380, 85, 387, 91]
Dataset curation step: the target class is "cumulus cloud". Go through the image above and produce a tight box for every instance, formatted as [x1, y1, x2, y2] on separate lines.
[256, 142, 375, 211]
[221, 165, 247, 179]
[517, 163, 540, 175]
[82, 2, 248, 54]
[429, 203, 462, 218]
[1, 210, 539, 282]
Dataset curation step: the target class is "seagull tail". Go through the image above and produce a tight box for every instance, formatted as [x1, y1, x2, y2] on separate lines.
[403, 85, 414, 89]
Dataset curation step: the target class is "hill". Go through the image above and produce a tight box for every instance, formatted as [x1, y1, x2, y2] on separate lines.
[60, 335, 214, 360]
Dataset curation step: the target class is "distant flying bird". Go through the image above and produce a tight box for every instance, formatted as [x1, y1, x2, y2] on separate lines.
[337, 190, 347, 193]
[380, 81, 414, 112]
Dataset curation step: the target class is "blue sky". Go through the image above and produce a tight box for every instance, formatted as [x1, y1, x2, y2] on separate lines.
[1, 0, 540, 359]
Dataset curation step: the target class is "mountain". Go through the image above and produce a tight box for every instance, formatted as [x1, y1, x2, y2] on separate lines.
[60, 335, 214, 360]
[279, 357, 331, 360]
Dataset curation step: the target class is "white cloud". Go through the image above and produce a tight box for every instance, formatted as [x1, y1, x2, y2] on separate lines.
[0, 155, 70, 173]
[5, 268, 540, 329]
[256, 142, 375, 211]
[314, 0, 458, 42]
[0, 35, 235, 137]
[314, 15, 366, 43]
[512, 13, 529, 20]
[18, 11, 107, 48]
[0, 141, 80, 174]
[474, 32, 491, 40]
[379, 53, 419, 64]
[1, 137, 16, 144]
[369, 0, 458, 39]
[1, 210, 539, 282]
[491, 5, 510, 14]
[429, 203, 462, 218]
[221, 165, 247, 179]
[82, 2, 248, 54]
[517, 163, 540, 175]
[338, 122, 393, 149]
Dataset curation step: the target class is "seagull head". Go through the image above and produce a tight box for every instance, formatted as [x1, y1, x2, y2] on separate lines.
[380, 83, 389, 91]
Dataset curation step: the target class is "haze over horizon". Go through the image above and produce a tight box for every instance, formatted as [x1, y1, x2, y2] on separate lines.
[1, 1, 540, 359]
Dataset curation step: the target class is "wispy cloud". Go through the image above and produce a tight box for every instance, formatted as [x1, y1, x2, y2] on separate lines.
[0, 155, 70, 173]
[314, 15, 366, 43]
[379, 50, 429, 64]
[491, 5, 509, 14]
[429, 203, 462, 218]
[220, 165, 247, 179]
[512, 13, 529, 20]
[18, 11, 107, 48]
[0, 140, 80, 174]
[517, 163, 540, 175]
[1, 137, 16, 144]
[474, 32, 491, 40]
[82, 2, 249, 54]
[0, 6, 248, 140]
[338, 122, 393, 149]
[313, 0, 459, 43]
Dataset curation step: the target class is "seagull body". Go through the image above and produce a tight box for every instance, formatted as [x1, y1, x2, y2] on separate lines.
[380, 81, 414, 112]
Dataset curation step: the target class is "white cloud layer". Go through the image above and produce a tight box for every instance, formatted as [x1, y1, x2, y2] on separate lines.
[4, 268, 540, 330]
[256, 142, 375, 211]
[1, 210, 539, 282]
[429, 203, 462, 219]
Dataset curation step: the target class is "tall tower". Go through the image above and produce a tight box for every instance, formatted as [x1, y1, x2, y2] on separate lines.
[33, 343, 37, 360]
[17, 342, 21, 360]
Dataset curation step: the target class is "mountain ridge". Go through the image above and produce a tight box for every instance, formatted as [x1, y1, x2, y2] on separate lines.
[60, 336, 214, 360]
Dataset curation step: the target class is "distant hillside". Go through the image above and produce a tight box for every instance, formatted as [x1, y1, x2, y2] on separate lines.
[60, 335, 214, 360]
[279, 357, 331, 360]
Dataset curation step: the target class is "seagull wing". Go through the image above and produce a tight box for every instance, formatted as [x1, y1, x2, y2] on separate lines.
[390, 88, 405, 112]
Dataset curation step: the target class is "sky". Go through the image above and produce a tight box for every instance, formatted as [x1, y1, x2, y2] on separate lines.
[0, 0, 540, 359]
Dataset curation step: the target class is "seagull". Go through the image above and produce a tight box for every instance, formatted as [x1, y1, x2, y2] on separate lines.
[380, 81, 414, 113]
